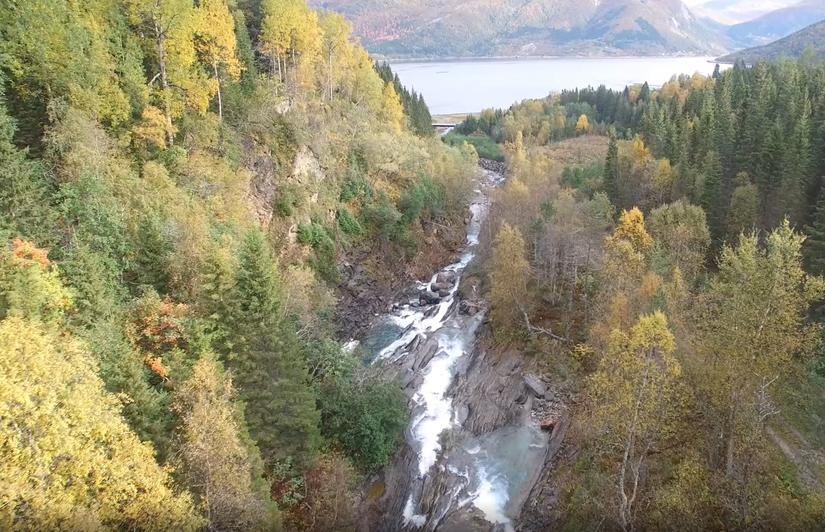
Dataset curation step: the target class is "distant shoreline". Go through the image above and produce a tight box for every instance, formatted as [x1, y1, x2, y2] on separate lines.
[384, 54, 723, 65]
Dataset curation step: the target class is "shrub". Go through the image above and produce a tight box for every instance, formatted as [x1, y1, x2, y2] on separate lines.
[297, 222, 339, 282]
[398, 176, 445, 224]
[319, 375, 407, 472]
[443, 132, 504, 162]
[275, 185, 302, 217]
[360, 193, 402, 244]
[336, 208, 363, 235]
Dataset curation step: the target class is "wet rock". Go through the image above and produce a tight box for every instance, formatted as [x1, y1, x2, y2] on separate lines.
[413, 342, 441, 372]
[404, 334, 423, 353]
[523, 374, 546, 398]
[436, 270, 457, 285]
[411, 337, 440, 371]
[455, 404, 469, 426]
[431, 281, 451, 292]
[438, 289, 451, 298]
[419, 290, 441, 305]
[399, 369, 415, 388]
[460, 299, 481, 316]
[436, 505, 491, 532]
[424, 305, 440, 318]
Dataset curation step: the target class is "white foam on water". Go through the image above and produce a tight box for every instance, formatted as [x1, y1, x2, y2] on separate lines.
[403, 496, 427, 527]
[411, 334, 465, 475]
[342, 339, 359, 352]
[372, 168, 509, 526]
[471, 466, 513, 530]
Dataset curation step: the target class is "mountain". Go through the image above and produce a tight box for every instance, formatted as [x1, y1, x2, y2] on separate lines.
[309, 0, 729, 58]
[689, 0, 798, 24]
[718, 18, 825, 61]
[726, 0, 825, 46]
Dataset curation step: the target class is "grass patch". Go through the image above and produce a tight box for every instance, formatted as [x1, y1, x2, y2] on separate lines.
[443, 131, 504, 162]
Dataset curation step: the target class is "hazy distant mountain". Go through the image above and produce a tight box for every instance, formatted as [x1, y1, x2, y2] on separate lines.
[689, 0, 799, 24]
[719, 18, 825, 62]
[310, 0, 729, 58]
[726, 0, 825, 46]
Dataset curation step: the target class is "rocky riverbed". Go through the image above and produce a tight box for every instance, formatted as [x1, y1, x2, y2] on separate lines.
[350, 163, 568, 531]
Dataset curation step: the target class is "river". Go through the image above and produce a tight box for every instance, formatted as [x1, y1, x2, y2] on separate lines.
[391, 56, 728, 115]
[352, 165, 555, 531]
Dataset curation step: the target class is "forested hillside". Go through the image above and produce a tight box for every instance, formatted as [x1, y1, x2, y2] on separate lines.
[0, 0, 478, 529]
[463, 58, 825, 528]
[720, 19, 825, 62]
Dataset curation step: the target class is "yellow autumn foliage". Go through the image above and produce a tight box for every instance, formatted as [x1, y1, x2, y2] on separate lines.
[0, 317, 201, 530]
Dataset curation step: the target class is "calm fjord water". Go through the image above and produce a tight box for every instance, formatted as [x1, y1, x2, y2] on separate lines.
[391, 56, 727, 115]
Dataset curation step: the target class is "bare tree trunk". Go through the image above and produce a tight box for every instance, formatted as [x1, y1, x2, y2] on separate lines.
[155, 25, 174, 146]
[213, 62, 223, 120]
[725, 393, 737, 477]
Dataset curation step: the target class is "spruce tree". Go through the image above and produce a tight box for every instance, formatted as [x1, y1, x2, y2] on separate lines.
[701, 150, 724, 241]
[228, 229, 321, 468]
[804, 192, 825, 274]
[603, 133, 620, 208]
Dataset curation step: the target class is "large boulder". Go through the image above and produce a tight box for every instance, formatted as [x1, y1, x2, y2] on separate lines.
[436, 270, 457, 285]
[523, 374, 546, 398]
[431, 282, 451, 293]
[419, 290, 441, 305]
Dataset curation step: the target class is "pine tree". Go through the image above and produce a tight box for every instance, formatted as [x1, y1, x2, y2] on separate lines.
[0, 105, 57, 247]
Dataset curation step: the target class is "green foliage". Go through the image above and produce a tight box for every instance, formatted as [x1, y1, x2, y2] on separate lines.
[0, 315, 201, 530]
[360, 192, 403, 243]
[398, 176, 445, 224]
[0, 1, 479, 528]
[561, 161, 604, 195]
[174, 353, 280, 530]
[336, 207, 363, 235]
[226, 229, 321, 468]
[319, 374, 407, 472]
[274, 184, 303, 217]
[297, 221, 339, 282]
[0, 105, 57, 246]
[375, 62, 433, 137]
[443, 131, 504, 161]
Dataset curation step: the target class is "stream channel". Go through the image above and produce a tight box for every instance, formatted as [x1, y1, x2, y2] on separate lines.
[348, 165, 552, 531]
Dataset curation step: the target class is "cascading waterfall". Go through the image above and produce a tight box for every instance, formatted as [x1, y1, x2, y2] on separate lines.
[353, 166, 549, 531]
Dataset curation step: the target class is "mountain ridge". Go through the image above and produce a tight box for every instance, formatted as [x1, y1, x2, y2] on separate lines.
[718, 17, 825, 62]
[309, 0, 729, 58]
[726, 0, 825, 47]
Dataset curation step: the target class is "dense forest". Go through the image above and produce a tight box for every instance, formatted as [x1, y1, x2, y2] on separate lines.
[4, 0, 825, 528]
[462, 58, 825, 529]
[0, 0, 478, 529]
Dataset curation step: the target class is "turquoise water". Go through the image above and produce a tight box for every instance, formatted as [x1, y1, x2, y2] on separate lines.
[391, 56, 729, 114]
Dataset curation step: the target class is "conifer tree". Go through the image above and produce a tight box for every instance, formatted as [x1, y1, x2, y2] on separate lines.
[804, 192, 825, 274]
[603, 132, 620, 208]
[700, 150, 724, 241]
[227, 229, 321, 467]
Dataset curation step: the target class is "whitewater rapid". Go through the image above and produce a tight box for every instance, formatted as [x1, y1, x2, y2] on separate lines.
[356, 166, 549, 531]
